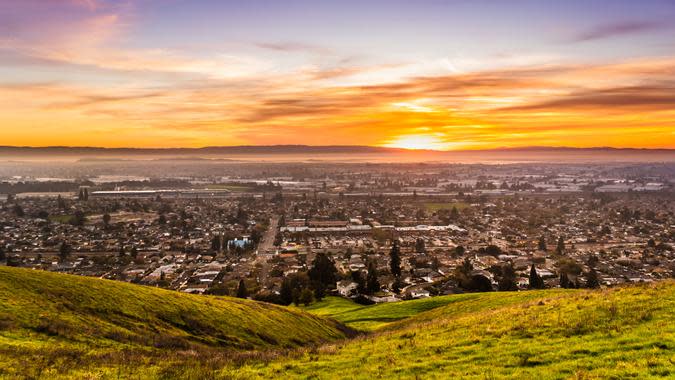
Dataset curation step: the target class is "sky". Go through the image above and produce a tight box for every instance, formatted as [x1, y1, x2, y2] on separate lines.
[1, 0, 675, 150]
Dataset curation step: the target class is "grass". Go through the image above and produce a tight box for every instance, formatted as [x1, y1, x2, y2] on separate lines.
[2, 266, 674, 379]
[235, 282, 675, 379]
[47, 215, 75, 224]
[423, 201, 469, 213]
[302, 295, 487, 331]
[0, 267, 351, 379]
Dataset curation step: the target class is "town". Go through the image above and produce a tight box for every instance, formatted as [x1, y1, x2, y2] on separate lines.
[1, 160, 673, 305]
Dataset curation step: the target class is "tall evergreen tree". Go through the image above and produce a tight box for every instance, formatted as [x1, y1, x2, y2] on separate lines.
[280, 277, 294, 305]
[58, 242, 71, 262]
[538, 235, 547, 251]
[415, 238, 426, 253]
[528, 264, 545, 289]
[366, 261, 380, 294]
[497, 262, 518, 291]
[585, 268, 600, 289]
[389, 240, 401, 277]
[351, 270, 367, 294]
[556, 236, 565, 255]
[559, 272, 571, 288]
[308, 252, 337, 300]
[236, 279, 248, 299]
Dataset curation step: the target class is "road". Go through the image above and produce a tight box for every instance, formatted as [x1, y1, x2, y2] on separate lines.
[258, 215, 279, 255]
[254, 215, 279, 286]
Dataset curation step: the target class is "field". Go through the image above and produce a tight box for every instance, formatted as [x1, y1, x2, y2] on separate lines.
[423, 201, 470, 212]
[1, 266, 674, 379]
[47, 215, 75, 224]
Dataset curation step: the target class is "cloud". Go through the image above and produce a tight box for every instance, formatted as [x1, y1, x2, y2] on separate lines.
[501, 84, 675, 112]
[570, 20, 671, 42]
[2, 54, 675, 149]
[255, 42, 332, 55]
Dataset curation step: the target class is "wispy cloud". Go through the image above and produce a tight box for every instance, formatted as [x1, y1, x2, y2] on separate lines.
[255, 42, 332, 55]
[570, 20, 671, 42]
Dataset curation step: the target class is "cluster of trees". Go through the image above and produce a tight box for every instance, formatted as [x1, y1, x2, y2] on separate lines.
[250, 252, 340, 306]
[537, 235, 566, 255]
[77, 188, 89, 201]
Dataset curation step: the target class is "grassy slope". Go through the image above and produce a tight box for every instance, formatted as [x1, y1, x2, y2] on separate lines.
[0, 267, 349, 378]
[302, 295, 497, 331]
[2, 266, 674, 379]
[236, 282, 675, 379]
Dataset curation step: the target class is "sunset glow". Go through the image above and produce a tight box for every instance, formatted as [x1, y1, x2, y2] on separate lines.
[1, 1, 674, 149]
[384, 135, 449, 151]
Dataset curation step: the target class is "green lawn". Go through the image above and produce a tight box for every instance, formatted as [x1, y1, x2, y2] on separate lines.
[423, 201, 469, 212]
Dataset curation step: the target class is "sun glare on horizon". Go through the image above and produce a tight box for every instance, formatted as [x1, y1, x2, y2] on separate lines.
[383, 134, 449, 151]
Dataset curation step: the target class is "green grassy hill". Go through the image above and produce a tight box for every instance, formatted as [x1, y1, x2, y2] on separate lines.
[0, 266, 350, 379]
[238, 281, 675, 379]
[2, 266, 674, 379]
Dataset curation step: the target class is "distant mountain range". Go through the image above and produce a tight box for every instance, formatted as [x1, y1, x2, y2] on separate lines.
[0, 145, 672, 163]
[0, 145, 672, 154]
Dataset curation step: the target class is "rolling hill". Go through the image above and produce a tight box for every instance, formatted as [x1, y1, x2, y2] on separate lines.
[245, 282, 675, 379]
[0, 266, 351, 379]
[1, 266, 673, 379]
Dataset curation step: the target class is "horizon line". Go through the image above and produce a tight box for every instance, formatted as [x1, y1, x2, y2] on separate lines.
[1, 145, 674, 153]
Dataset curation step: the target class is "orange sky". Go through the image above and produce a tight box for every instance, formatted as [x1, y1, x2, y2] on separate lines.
[1, 1, 674, 150]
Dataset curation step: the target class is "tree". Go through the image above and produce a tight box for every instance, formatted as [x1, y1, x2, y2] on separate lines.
[71, 210, 86, 226]
[366, 261, 380, 294]
[559, 272, 572, 288]
[484, 245, 502, 257]
[538, 235, 547, 251]
[453, 245, 465, 257]
[497, 262, 518, 291]
[469, 274, 493, 292]
[556, 236, 565, 255]
[415, 238, 426, 253]
[102, 213, 111, 228]
[453, 257, 474, 290]
[392, 277, 403, 294]
[130, 247, 138, 259]
[0, 246, 6, 261]
[528, 264, 545, 289]
[308, 252, 338, 300]
[281, 272, 310, 305]
[298, 288, 314, 306]
[236, 279, 248, 299]
[351, 270, 367, 294]
[13, 204, 24, 217]
[389, 240, 401, 277]
[58, 242, 71, 262]
[280, 278, 294, 305]
[210, 235, 221, 252]
[450, 206, 459, 220]
[585, 268, 600, 289]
